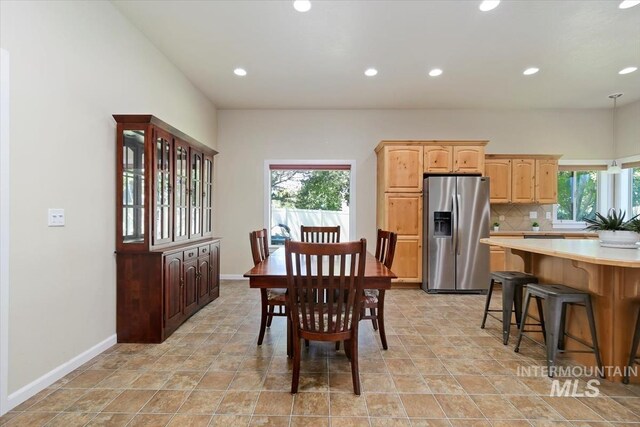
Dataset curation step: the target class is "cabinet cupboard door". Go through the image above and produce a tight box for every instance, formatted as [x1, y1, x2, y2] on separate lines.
[153, 129, 173, 245]
[489, 247, 506, 272]
[453, 146, 484, 174]
[197, 256, 210, 304]
[183, 260, 198, 316]
[202, 155, 214, 237]
[511, 159, 535, 203]
[536, 159, 558, 203]
[174, 140, 190, 242]
[190, 150, 203, 238]
[393, 238, 421, 282]
[164, 254, 183, 331]
[424, 146, 452, 173]
[383, 193, 422, 238]
[485, 159, 511, 203]
[209, 241, 220, 299]
[383, 146, 423, 192]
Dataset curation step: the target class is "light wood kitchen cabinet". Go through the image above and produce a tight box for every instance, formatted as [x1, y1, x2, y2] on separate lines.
[382, 193, 422, 237]
[424, 145, 453, 173]
[380, 145, 423, 192]
[489, 246, 506, 272]
[393, 238, 422, 283]
[484, 158, 512, 203]
[535, 159, 558, 204]
[453, 145, 485, 174]
[511, 158, 536, 203]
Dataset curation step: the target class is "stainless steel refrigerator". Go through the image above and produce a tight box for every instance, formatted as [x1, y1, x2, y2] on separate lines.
[422, 176, 490, 293]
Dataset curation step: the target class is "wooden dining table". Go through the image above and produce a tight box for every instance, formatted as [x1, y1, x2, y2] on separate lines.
[243, 246, 397, 357]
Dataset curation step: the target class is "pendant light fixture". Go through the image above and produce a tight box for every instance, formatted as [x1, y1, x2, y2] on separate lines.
[607, 93, 623, 174]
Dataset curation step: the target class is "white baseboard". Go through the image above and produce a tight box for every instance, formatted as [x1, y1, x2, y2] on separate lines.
[220, 274, 247, 281]
[4, 334, 117, 413]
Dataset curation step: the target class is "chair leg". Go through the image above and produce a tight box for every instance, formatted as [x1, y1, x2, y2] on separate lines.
[370, 308, 379, 331]
[335, 341, 341, 351]
[502, 282, 516, 345]
[258, 289, 268, 346]
[291, 336, 301, 394]
[584, 298, 604, 378]
[623, 308, 640, 384]
[266, 304, 274, 328]
[344, 339, 351, 360]
[514, 290, 532, 353]
[305, 340, 309, 348]
[378, 290, 388, 350]
[350, 335, 361, 395]
[544, 298, 564, 378]
[481, 279, 495, 329]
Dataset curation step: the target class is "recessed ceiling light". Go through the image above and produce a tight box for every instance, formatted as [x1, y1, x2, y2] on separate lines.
[619, 66, 638, 75]
[428, 68, 443, 77]
[233, 68, 247, 77]
[619, 0, 640, 9]
[364, 68, 378, 77]
[479, 0, 500, 12]
[523, 67, 539, 76]
[293, 0, 311, 12]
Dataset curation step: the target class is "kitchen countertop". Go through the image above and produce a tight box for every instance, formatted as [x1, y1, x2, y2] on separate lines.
[481, 237, 640, 268]
[490, 231, 597, 237]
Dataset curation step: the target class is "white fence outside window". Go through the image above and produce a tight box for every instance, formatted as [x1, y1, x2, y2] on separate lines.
[271, 207, 349, 243]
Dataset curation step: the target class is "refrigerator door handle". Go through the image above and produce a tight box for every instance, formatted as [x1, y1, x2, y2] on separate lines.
[451, 193, 457, 254]
[456, 193, 461, 255]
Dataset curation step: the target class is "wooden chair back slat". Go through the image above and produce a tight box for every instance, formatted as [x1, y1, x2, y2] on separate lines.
[285, 239, 366, 337]
[300, 225, 340, 243]
[375, 229, 397, 269]
[249, 228, 270, 266]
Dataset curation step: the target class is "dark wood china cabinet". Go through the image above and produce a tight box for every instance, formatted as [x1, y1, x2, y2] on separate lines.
[114, 115, 220, 343]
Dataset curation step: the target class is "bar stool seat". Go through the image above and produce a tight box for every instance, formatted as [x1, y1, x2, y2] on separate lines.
[481, 271, 539, 345]
[514, 283, 604, 378]
[623, 306, 640, 384]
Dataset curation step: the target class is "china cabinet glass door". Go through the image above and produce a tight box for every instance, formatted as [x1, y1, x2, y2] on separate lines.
[154, 130, 173, 245]
[174, 140, 189, 241]
[203, 155, 214, 236]
[122, 130, 145, 244]
[191, 150, 203, 238]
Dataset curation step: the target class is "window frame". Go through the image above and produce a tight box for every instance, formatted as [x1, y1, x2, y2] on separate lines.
[619, 154, 640, 217]
[552, 160, 611, 229]
[264, 160, 357, 246]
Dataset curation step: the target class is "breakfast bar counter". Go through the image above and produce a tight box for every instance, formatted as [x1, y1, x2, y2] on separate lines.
[481, 238, 640, 382]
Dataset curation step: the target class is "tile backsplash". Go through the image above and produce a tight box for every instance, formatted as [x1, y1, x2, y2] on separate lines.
[490, 204, 554, 231]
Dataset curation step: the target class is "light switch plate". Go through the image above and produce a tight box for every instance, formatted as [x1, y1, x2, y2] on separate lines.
[529, 211, 538, 219]
[499, 215, 505, 221]
[48, 208, 65, 227]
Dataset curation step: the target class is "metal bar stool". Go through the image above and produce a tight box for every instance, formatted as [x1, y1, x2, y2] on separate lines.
[623, 307, 640, 384]
[514, 283, 604, 378]
[481, 271, 539, 345]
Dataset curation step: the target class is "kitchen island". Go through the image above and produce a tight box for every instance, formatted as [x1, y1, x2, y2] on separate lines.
[481, 237, 640, 382]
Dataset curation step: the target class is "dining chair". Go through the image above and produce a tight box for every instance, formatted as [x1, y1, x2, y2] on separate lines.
[285, 238, 367, 394]
[300, 225, 340, 243]
[361, 229, 397, 350]
[250, 228, 287, 345]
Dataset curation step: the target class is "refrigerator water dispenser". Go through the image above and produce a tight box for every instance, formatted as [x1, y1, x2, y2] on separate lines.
[433, 212, 451, 237]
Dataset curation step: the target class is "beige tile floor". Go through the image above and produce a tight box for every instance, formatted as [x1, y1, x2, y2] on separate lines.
[1, 280, 640, 426]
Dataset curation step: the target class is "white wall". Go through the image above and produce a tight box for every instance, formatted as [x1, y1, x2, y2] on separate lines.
[0, 1, 217, 396]
[616, 99, 640, 158]
[217, 108, 613, 275]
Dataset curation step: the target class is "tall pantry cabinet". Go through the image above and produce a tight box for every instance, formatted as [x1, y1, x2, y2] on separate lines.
[114, 115, 220, 343]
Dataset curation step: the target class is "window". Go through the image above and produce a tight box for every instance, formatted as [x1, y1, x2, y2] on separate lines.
[553, 164, 609, 228]
[631, 167, 640, 216]
[266, 162, 354, 245]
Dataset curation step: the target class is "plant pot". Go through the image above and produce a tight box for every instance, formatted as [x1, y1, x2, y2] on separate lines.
[493, 227, 500, 232]
[598, 230, 640, 249]
[532, 227, 540, 232]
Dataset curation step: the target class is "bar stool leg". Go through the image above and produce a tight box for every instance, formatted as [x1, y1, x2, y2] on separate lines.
[480, 279, 495, 329]
[502, 282, 516, 345]
[623, 309, 640, 384]
[535, 297, 546, 344]
[514, 289, 532, 353]
[514, 285, 524, 328]
[584, 297, 604, 378]
[544, 298, 564, 377]
[558, 303, 567, 351]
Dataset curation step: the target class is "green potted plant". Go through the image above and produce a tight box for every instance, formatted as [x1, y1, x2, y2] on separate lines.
[531, 222, 540, 232]
[493, 222, 500, 232]
[584, 209, 640, 248]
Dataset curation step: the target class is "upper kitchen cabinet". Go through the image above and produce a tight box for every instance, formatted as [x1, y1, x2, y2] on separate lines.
[453, 145, 485, 174]
[535, 159, 559, 204]
[485, 154, 561, 204]
[378, 145, 423, 192]
[484, 158, 512, 203]
[424, 145, 453, 173]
